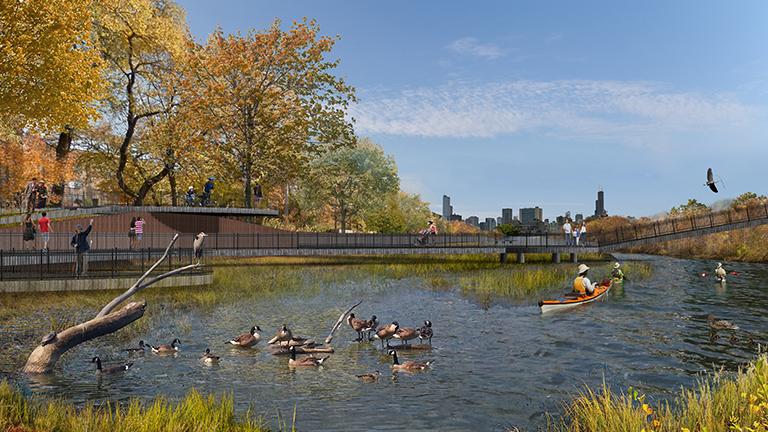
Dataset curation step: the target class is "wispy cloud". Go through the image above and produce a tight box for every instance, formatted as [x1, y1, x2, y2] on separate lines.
[447, 37, 506, 60]
[351, 80, 758, 142]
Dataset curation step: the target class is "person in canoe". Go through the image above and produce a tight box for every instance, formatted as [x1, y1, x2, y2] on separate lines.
[610, 262, 624, 282]
[715, 262, 727, 282]
[573, 264, 597, 296]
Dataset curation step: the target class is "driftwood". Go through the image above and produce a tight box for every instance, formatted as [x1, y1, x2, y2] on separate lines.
[23, 235, 201, 374]
[269, 346, 335, 356]
[324, 300, 363, 345]
[388, 344, 433, 351]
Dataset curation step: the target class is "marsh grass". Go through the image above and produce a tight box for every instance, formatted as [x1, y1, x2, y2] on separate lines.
[553, 354, 768, 432]
[0, 381, 274, 432]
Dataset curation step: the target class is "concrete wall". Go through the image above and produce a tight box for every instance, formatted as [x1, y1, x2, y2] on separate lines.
[0, 273, 212, 293]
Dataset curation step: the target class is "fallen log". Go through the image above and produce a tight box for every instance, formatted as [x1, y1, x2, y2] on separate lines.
[324, 300, 363, 345]
[23, 301, 146, 374]
[269, 346, 335, 355]
[388, 344, 433, 351]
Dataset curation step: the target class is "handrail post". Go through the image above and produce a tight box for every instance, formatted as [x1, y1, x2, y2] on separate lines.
[746, 206, 751, 221]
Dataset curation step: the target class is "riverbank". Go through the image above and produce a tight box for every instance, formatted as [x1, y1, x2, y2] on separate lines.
[0, 381, 276, 432]
[553, 354, 768, 432]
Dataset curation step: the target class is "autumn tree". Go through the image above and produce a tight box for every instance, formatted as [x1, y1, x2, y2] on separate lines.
[307, 138, 399, 232]
[0, 0, 104, 134]
[181, 19, 356, 208]
[669, 199, 710, 216]
[731, 192, 768, 209]
[91, 0, 189, 205]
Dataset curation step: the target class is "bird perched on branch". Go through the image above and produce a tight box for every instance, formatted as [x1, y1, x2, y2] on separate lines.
[193, 232, 207, 263]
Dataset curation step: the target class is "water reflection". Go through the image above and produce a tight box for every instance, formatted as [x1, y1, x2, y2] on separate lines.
[1, 254, 767, 431]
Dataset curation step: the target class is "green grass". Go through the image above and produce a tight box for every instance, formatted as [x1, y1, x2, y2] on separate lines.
[0, 381, 278, 432]
[552, 354, 768, 432]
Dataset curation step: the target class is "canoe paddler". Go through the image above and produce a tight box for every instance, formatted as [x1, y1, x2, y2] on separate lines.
[573, 264, 597, 296]
[715, 263, 727, 282]
[610, 262, 624, 282]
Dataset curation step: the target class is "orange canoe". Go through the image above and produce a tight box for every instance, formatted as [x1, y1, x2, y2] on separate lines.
[539, 280, 613, 313]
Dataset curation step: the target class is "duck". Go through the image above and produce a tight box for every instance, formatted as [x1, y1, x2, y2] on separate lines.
[228, 326, 262, 348]
[374, 321, 399, 349]
[149, 338, 181, 354]
[363, 315, 378, 340]
[200, 348, 220, 364]
[347, 313, 368, 341]
[707, 314, 739, 331]
[268, 325, 293, 346]
[418, 320, 433, 344]
[91, 356, 133, 374]
[125, 340, 147, 354]
[393, 327, 418, 345]
[388, 350, 431, 372]
[356, 371, 381, 382]
[288, 345, 327, 367]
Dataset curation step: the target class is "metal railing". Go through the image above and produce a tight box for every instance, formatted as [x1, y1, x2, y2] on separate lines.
[593, 203, 768, 246]
[0, 248, 207, 281]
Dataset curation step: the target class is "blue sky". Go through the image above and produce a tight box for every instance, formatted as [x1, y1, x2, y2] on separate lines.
[177, 0, 768, 220]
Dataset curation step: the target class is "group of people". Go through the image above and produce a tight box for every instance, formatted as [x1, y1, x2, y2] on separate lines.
[128, 216, 146, 248]
[22, 211, 53, 251]
[185, 178, 216, 207]
[22, 178, 48, 214]
[562, 220, 587, 246]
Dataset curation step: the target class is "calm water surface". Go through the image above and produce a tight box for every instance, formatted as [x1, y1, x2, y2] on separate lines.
[2, 254, 768, 431]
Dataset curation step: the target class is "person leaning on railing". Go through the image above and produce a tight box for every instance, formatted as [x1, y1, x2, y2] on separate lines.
[71, 219, 93, 278]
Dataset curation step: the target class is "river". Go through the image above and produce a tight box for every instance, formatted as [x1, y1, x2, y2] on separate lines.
[2, 254, 766, 431]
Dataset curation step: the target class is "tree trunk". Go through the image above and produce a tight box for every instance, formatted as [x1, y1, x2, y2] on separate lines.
[23, 301, 146, 374]
[169, 169, 177, 206]
[132, 165, 171, 206]
[340, 204, 347, 233]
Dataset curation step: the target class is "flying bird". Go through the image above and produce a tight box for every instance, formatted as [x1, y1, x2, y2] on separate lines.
[706, 168, 720, 193]
[193, 232, 207, 263]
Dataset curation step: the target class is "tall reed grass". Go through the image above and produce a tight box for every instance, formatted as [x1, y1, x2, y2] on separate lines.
[0, 381, 277, 432]
[552, 354, 768, 432]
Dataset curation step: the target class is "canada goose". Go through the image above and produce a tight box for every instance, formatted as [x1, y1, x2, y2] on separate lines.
[125, 340, 147, 354]
[200, 348, 220, 364]
[268, 325, 293, 346]
[91, 356, 132, 374]
[228, 326, 262, 348]
[356, 371, 381, 382]
[418, 320, 433, 344]
[707, 314, 739, 331]
[374, 321, 399, 349]
[388, 350, 431, 372]
[288, 345, 327, 367]
[347, 313, 368, 341]
[149, 338, 181, 354]
[393, 327, 418, 345]
[363, 315, 378, 340]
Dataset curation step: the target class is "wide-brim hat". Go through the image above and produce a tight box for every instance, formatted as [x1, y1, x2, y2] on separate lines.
[716, 262, 722, 268]
[578, 264, 590, 274]
[613, 262, 621, 269]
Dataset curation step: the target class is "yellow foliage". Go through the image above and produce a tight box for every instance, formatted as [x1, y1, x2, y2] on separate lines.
[0, 0, 105, 131]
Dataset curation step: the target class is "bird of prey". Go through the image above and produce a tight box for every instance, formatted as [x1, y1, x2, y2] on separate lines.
[706, 168, 719, 193]
[193, 232, 207, 263]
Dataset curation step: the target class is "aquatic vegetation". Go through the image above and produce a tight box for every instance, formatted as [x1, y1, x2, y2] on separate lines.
[553, 354, 768, 432]
[0, 381, 276, 432]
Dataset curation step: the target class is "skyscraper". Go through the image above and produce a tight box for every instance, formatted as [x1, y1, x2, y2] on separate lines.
[442, 195, 453, 221]
[466, 216, 479, 227]
[485, 217, 497, 231]
[501, 208, 514, 225]
[519, 207, 543, 225]
[594, 190, 607, 217]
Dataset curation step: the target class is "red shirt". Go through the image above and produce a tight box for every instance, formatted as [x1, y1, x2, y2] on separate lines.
[38, 217, 50, 233]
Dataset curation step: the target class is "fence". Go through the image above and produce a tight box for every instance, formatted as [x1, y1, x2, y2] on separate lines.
[0, 248, 207, 281]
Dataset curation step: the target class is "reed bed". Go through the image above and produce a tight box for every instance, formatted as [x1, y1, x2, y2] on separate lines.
[553, 354, 768, 432]
[0, 381, 276, 432]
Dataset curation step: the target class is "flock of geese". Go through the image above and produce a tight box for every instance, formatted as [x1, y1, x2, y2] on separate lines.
[88, 314, 435, 379]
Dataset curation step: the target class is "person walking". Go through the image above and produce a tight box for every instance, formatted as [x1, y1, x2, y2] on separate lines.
[563, 220, 572, 246]
[128, 217, 136, 249]
[22, 213, 36, 250]
[71, 219, 93, 278]
[35, 180, 48, 209]
[38, 212, 52, 252]
[579, 223, 587, 246]
[134, 216, 145, 244]
[22, 178, 37, 214]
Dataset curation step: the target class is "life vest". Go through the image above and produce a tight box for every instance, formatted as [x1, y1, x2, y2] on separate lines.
[573, 276, 586, 294]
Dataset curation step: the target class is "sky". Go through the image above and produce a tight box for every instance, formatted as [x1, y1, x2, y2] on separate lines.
[176, 0, 768, 220]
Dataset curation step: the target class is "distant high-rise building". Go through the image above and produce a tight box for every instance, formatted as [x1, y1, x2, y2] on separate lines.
[450, 214, 463, 221]
[594, 190, 607, 217]
[575, 213, 584, 223]
[556, 215, 565, 225]
[485, 217, 497, 231]
[442, 195, 452, 221]
[466, 216, 479, 227]
[519, 207, 543, 225]
[496, 216, 502, 226]
[479, 221, 487, 231]
[501, 208, 514, 225]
